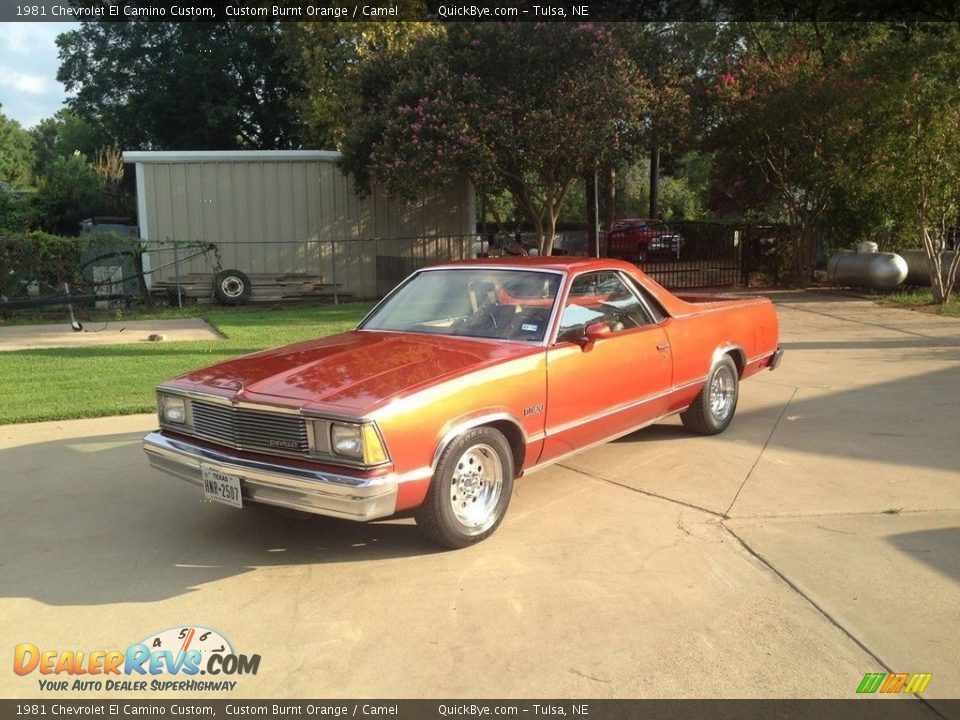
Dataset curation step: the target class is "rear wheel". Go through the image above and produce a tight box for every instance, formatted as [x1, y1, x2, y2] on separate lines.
[636, 244, 648, 265]
[680, 355, 739, 435]
[415, 426, 514, 548]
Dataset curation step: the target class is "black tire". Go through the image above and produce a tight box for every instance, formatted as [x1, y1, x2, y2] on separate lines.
[636, 244, 648, 265]
[415, 426, 515, 549]
[214, 269, 252, 306]
[680, 355, 739, 435]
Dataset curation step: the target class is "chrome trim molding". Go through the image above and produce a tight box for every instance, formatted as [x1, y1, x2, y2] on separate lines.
[157, 386, 303, 415]
[544, 375, 707, 438]
[767, 348, 784, 371]
[357, 266, 567, 349]
[524, 406, 688, 477]
[430, 412, 528, 471]
[711, 343, 746, 372]
[143, 432, 429, 521]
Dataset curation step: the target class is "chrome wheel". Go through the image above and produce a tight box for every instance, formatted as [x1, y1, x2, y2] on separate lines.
[214, 269, 252, 305]
[220, 277, 245, 299]
[449, 443, 503, 533]
[709, 364, 736, 421]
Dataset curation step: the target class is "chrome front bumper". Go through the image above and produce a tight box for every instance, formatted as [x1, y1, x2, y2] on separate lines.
[143, 431, 409, 521]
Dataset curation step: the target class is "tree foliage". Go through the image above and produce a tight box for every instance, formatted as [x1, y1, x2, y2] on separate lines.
[0, 107, 34, 189]
[292, 17, 438, 149]
[57, 19, 304, 150]
[30, 111, 108, 179]
[836, 30, 960, 303]
[34, 155, 105, 235]
[339, 22, 653, 254]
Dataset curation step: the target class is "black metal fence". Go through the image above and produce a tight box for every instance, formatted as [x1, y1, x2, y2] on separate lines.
[2, 222, 796, 314]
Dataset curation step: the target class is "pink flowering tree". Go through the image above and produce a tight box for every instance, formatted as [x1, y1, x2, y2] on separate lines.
[709, 44, 851, 285]
[339, 23, 653, 256]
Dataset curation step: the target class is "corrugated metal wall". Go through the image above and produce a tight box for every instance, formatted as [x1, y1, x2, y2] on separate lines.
[130, 152, 474, 298]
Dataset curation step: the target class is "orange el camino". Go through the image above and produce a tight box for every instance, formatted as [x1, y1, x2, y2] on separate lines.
[143, 257, 782, 547]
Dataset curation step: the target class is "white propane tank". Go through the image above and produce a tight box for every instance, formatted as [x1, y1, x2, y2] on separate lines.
[827, 251, 908, 290]
[899, 249, 958, 287]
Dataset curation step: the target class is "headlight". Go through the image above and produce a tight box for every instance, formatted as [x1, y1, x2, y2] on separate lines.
[331, 423, 363, 459]
[329, 422, 389, 464]
[158, 393, 188, 424]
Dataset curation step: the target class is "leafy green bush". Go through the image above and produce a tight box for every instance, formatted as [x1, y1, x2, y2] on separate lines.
[0, 186, 36, 233]
[0, 231, 83, 299]
[34, 155, 105, 236]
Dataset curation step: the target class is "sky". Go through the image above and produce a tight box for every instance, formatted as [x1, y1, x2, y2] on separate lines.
[0, 22, 77, 129]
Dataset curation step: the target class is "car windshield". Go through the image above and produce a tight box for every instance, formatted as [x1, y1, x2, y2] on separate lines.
[360, 268, 562, 342]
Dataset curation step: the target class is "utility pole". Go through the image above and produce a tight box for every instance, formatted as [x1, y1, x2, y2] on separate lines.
[649, 145, 660, 219]
[586, 166, 600, 257]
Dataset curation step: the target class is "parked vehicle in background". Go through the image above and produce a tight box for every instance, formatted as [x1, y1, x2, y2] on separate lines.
[606, 218, 685, 263]
[144, 257, 782, 548]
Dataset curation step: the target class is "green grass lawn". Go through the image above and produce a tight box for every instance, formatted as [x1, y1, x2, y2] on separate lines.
[0, 302, 373, 425]
[875, 290, 960, 318]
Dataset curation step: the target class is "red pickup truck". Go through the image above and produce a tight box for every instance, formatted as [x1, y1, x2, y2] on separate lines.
[606, 218, 685, 263]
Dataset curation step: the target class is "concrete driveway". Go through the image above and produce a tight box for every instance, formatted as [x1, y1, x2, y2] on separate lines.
[1, 292, 958, 703]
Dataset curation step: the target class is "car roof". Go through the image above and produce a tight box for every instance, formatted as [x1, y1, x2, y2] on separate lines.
[429, 256, 637, 273]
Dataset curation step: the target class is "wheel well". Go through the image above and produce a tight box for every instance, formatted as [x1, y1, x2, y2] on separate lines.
[725, 348, 746, 378]
[485, 420, 525, 477]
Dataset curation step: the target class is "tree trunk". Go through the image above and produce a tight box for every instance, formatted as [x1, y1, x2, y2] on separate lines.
[543, 211, 557, 257]
[922, 225, 947, 304]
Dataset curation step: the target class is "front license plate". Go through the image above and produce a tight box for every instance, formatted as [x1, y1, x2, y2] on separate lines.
[201, 467, 243, 509]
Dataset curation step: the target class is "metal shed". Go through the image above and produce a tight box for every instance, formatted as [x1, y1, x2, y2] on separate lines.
[124, 150, 477, 299]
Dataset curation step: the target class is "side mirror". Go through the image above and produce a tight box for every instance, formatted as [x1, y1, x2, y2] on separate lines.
[575, 321, 611, 351]
[584, 321, 611, 341]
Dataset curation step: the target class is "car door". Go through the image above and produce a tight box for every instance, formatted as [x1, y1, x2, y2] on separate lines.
[538, 270, 673, 464]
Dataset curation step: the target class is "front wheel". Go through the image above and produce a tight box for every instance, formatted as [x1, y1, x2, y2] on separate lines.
[680, 355, 739, 435]
[415, 427, 514, 548]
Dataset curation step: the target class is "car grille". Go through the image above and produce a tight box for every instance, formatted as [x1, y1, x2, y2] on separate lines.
[189, 401, 310, 456]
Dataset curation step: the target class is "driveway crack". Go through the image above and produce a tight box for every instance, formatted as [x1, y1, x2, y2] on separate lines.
[721, 524, 945, 715]
[556, 463, 724, 518]
[723, 387, 797, 518]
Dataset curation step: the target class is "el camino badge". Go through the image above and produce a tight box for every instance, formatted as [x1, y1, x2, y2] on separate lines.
[523, 404, 544, 417]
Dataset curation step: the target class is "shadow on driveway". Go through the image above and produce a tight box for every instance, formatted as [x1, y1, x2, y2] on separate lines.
[0, 432, 443, 607]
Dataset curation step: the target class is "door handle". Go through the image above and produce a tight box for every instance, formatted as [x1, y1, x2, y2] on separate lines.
[657, 343, 670, 351]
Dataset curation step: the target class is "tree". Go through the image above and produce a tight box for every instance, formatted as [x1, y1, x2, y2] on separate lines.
[292, 18, 438, 149]
[0, 107, 34, 189]
[339, 23, 653, 255]
[838, 31, 960, 303]
[709, 30, 854, 285]
[34, 155, 105, 235]
[30, 111, 108, 179]
[57, 19, 304, 150]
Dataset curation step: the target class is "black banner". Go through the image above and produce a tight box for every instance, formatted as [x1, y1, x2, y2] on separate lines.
[2, 0, 959, 23]
[1, 700, 958, 720]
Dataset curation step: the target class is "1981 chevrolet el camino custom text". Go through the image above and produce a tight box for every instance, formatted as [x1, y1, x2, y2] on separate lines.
[144, 257, 782, 547]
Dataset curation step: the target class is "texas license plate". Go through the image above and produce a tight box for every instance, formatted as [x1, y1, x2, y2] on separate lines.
[201, 467, 243, 509]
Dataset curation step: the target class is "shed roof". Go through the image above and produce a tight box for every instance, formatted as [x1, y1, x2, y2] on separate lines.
[122, 150, 341, 164]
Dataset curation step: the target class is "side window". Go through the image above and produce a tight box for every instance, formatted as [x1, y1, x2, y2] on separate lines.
[627, 276, 668, 323]
[556, 272, 655, 342]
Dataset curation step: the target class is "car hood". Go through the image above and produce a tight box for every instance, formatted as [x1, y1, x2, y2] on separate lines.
[165, 330, 539, 415]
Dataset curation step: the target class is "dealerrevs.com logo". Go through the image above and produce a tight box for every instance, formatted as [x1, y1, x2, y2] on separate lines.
[13, 626, 261, 692]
